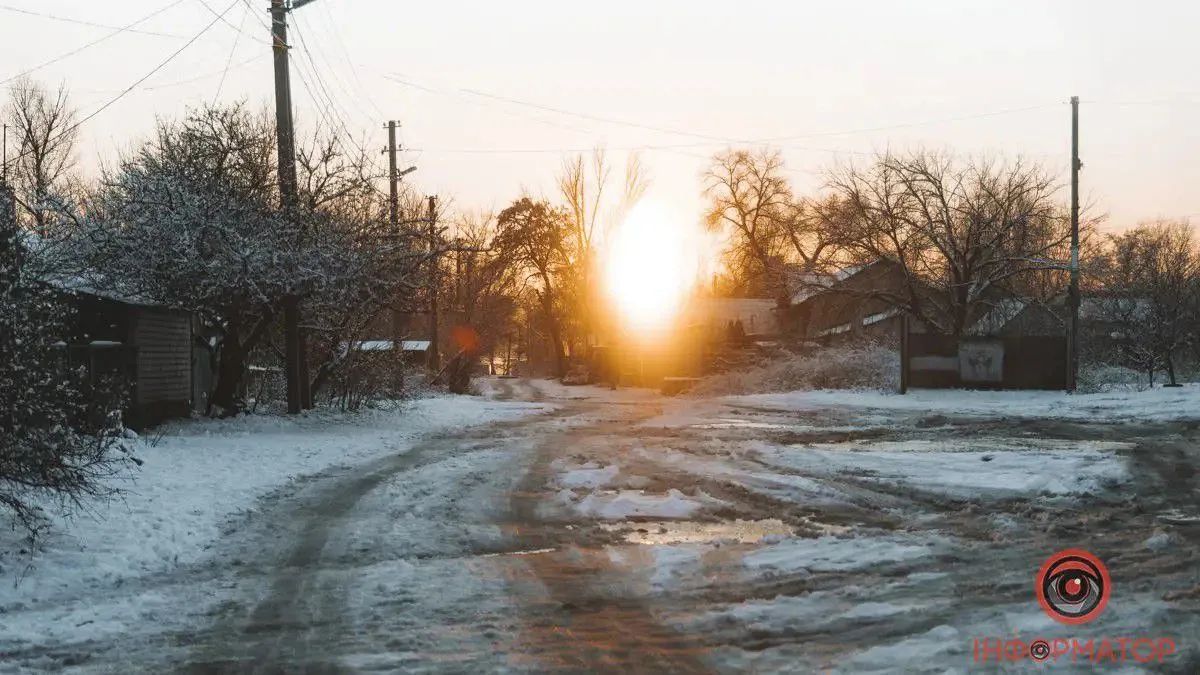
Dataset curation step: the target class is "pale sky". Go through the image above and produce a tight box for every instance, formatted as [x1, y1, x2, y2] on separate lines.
[2, 0, 1198, 232]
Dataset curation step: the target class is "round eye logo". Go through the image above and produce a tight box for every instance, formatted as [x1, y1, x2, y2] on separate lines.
[1036, 549, 1110, 624]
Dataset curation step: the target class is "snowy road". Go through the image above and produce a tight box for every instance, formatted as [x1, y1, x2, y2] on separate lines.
[4, 379, 1200, 672]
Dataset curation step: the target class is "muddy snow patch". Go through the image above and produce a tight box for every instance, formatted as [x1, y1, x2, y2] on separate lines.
[744, 533, 951, 578]
[699, 591, 941, 636]
[570, 488, 727, 520]
[730, 385, 1200, 422]
[555, 462, 621, 489]
[600, 518, 794, 545]
[757, 438, 1131, 500]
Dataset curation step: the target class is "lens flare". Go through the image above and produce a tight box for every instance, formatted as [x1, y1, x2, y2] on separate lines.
[603, 200, 708, 337]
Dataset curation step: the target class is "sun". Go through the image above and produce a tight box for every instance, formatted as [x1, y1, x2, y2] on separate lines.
[603, 200, 705, 337]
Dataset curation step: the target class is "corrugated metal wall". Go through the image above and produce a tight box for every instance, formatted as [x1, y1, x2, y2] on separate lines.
[131, 309, 192, 407]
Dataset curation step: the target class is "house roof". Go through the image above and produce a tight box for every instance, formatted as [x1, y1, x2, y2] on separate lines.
[21, 229, 166, 308]
[966, 298, 1028, 336]
[345, 339, 431, 353]
[788, 261, 888, 305]
[48, 273, 163, 308]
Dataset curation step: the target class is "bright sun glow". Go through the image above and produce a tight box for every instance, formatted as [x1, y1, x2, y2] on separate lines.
[603, 200, 709, 336]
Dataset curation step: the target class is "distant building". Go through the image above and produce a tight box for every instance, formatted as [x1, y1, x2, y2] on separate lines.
[783, 260, 908, 343]
[53, 278, 194, 428]
[680, 296, 780, 342]
[342, 338, 431, 367]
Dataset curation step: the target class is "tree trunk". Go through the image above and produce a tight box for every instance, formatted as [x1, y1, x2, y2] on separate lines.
[541, 293, 565, 377]
[1166, 352, 1179, 386]
[209, 322, 246, 416]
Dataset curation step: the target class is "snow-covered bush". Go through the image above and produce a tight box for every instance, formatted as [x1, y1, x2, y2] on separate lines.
[1, 183, 132, 540]
[326, 349, 409, 411]
[1077, 363, 1157, 393]
[692, 343, 900, 395]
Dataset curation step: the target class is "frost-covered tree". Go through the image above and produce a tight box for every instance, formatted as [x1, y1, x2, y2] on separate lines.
[294, 136, 431, 402]
[79, 104, 298, 414]
[79, 104, 430, 413]
[0, 181, 130, 540]
[1095, 221, 1200, 386]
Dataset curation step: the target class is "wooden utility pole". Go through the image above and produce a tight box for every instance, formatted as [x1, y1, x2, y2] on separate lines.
[386, 120, 399, 228]
[270, 0, 320, 411]
[386, 120, 402, 351]
[1067, 95, 1081, 392]
[427, 195, 440, 370]
[271, 0, 303, 413]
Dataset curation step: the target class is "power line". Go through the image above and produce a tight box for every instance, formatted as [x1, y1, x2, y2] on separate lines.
[1, 0, 188, 86]
[289, 20, 383, 174]
[292, 12, 377, 132]
[8, 0, 240, 164]
[377, 72, 1064, 157]
[289, 31, 365, 147]
[458, 86, 740, 143]
[1083, 97, 1200, 107]
[757, 104, 1061, 142]
[72, 54, 267, 94]
[0, 2, 182, 38]
[319, 1, 385, 120]
[211, 1, 250, 104]
[195, 0, 270, 45]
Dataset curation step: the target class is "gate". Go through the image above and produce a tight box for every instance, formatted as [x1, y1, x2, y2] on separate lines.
[900, 317, 1068, 391]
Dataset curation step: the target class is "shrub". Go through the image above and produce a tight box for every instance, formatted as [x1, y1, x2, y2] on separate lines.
[692, 343, 900, 395]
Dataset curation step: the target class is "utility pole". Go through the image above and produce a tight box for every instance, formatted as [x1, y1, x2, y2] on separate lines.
[427, 195, 440, 370]
[1067, 95, 1081, 392]
[386, 120, 401, 355]
[270, 0, 319, 412]
[386, 120, 399, 228]
[271, 0, 303, 414]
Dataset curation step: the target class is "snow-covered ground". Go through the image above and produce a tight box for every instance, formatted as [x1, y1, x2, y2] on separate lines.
[3, 379, 1198, 672]
[727, 383, 1200, 422]
[0, 395, 550, 633]
[535, 383, 1200, 672]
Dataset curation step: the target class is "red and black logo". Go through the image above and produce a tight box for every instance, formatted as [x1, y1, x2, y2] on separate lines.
[1036, 549, 1111, 625]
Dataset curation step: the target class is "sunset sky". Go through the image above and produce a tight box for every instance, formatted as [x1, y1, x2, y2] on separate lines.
[3, 0, 1198, 232]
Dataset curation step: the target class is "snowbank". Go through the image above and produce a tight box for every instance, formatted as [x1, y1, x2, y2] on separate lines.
[743, 533, 950, 577]
[756, 438, 1132, 500]
[692, 345, 899, 396]
[0, 396, 550, 610]
[730, 384, 1200, 422]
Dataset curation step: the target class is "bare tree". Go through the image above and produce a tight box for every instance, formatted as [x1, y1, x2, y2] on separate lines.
[442, 210, 521, 368]
[557, 149, 649, 353]
[494, 197, 571, 376]
[4, 78, 79, 236]
[704, 148, 831, 299]
[1094, 220, 1200, 385]
[822, 151, 1074, 335]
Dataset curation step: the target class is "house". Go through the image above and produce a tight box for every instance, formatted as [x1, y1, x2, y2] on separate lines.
[53, 277, 195, 428]
[679, 296, 780, 343]
[343, 338, 431, 367]
[784, 261, 909, 344]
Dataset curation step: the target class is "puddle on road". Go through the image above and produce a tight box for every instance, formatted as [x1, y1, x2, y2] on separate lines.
[798, 516, 854, 536]
[600, 518, 794, 545]
[479, 547, 557, 558]
[1157, 509, 1200, 525]
[692, 419, 793, 430]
